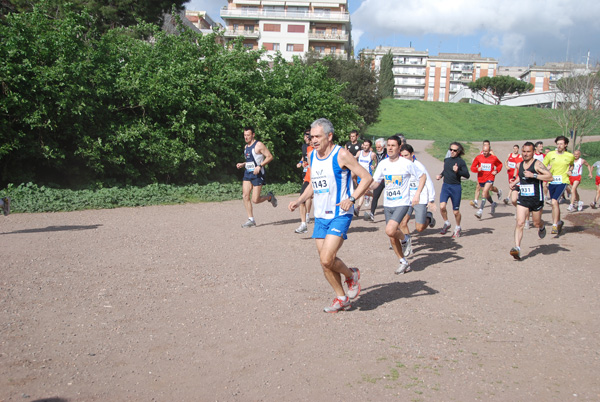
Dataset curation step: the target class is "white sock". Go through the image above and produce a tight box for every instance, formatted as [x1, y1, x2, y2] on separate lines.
[456, 226, 461, 230]
[337, 295, 348, 301]
[445, 220, 450, 225]
[399, 258, 408, 264]
[249, 217, 255, 221]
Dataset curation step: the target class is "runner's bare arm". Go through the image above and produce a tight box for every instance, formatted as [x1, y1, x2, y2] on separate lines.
[531, 161, 553, 182]
[338, 148, 373, 211]
[253, 141, 274, 175]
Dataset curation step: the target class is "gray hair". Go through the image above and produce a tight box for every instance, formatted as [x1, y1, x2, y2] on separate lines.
[311, 118, 334, 136]
[375, 137, 386, 147]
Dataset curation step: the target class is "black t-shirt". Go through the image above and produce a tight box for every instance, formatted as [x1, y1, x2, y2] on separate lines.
[346, 141, 361, 156]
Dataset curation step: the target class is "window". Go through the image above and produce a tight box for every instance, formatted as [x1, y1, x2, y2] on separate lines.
[314, 46, 325, 53]
[273, 43, 280, 51]
[244, 24, 254, 33]
[243, 43, 253, 49]
[331, 27, 337, 34]
[233, 24, 239, 31]
[330, 46, 336, 53]
[287, 6, 308, 16]
[263, 23, 281, 32]
[287, 44, 294, 52]
[288, 24, 305, 33]
[315, 27, 326, 34]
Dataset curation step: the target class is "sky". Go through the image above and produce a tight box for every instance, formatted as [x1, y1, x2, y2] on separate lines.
[185, 0, 600, 67]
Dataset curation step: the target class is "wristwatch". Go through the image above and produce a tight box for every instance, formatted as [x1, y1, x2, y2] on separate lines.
[348, 196, 356, 203]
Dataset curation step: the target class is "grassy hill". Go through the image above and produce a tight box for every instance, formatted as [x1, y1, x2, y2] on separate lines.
[365, 99, 599, 142]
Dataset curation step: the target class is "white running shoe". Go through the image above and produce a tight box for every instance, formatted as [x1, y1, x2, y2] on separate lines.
[401, 235, 412, 257]
[395, 261, 411, 274]
[323, 296, 351, 313]
[294, 223, 308, 234]
[345, 268, 361, 299]
[567, 204, 575, 212]
[440, 222, 451, 234]
[497, 189, 503, 200]
[452, 227, 461, 238]
[241, 219, 256, 228]
[578, 201, 584, 211]
[475, 209, 483, 219]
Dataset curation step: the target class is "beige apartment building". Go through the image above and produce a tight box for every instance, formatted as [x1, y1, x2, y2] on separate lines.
[360, 47, 498, 102]
[426, 53, 498, 102]
[220, 0, 352, 61]
[519, 62, 596, 93]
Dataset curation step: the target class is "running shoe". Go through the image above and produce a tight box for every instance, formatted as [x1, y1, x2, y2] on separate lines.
[353, 208, 359, 217]
[267, 191, 278, 207]
[524, 220, 530, 230]
[503, 197, 510, 205]
[241, 219, 256, 228]
[440, 222, 451, 235]
[470, 200, 479, 208]
[578, 201, 584, 211]
[557, 220, 564, 235]
[591, 202, 598, 209]
[401, 235, 412, 257]
[490, 202, 497, 214]
[2, 197, 10, 216]
[428, 214, 436, 228]
[345, 268, 361, 299]
[545, 197, 551, 205]
[567, 204, 575, 212]
[475, 209, 483, 219]
[510, 247, 521, 260]
[497, 189, 503, 201]
[551, 224, 558, 234]
[323, 296, 351, 313]
[452, 227, 461, 238]
[395, 261, 411, 274]
[538, 225, 546, 239]
[294, 223, 308, 234]
[306, 215, 311, 224]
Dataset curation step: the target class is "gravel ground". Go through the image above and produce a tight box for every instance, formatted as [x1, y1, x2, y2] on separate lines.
[1, 139, 599, 401]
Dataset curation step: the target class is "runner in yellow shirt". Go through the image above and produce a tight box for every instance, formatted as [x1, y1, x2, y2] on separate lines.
[543, 136, 575, 235]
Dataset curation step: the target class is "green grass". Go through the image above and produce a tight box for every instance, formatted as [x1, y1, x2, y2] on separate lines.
[366, 99, 599, 142]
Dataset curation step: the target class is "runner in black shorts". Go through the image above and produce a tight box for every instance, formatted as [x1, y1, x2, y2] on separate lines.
[509, 142, 553, 260]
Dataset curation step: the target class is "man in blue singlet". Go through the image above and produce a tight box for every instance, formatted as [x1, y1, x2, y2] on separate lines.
[288, 118, 373, 313]
[236, 126, 277, 228]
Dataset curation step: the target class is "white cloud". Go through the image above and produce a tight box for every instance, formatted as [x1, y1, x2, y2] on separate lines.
[352, 0, 600, 65]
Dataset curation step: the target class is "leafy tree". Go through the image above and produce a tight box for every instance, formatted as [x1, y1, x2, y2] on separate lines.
[1, 0, 186, 31]
[378, 50, 394, 99]
[468, 75, 533, 104]
[550, 71, 600, 150]
[302, 52, 381, 131]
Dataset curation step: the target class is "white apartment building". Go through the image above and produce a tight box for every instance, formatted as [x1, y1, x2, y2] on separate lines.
[361, 46, 428, 100]
[220, 0, 352, 61]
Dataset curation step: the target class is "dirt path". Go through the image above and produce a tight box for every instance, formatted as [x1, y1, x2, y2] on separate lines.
[1, 139, 599, 401]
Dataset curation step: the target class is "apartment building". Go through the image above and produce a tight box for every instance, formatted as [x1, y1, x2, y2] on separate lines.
[185, 10, 219, 33]
[220, 0, 352, 61]
[361, 46, 428, 100]
[519, 62, 595, 93]
[426, 53, 498, 102]
[360, 48, 498, 102]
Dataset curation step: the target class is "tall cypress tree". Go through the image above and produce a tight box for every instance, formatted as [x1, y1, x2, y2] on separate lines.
[378, 50, 395, 98]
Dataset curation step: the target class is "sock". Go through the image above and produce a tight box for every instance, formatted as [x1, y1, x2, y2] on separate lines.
[249, 217, 255, 222]
[456, 225, 461, 230]
[480, 199, 486, 209]
[445, 220, 450, 225]
[306, 213, 310, 220]
[337, 295, 348, 301]
[399, 258, 408, 264]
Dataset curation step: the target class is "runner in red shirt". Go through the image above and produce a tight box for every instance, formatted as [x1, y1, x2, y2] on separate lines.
[504, 145, 523, 205]
[471, 145, 503, 218]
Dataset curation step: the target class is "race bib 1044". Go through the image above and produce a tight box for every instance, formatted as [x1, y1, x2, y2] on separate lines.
[386, 188, 403, 201]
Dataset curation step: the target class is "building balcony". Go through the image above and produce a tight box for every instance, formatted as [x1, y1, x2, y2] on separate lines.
[393, 70, 426, 77]
[223, 29, 260, 39]
[311, 50, 348, 59]
[221, 8, 350, 23]
[308, 32, 349, 42]
[393, 60, 426, 66]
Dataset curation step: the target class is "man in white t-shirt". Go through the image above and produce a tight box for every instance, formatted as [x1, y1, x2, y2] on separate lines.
[369, 136, 425, 274]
